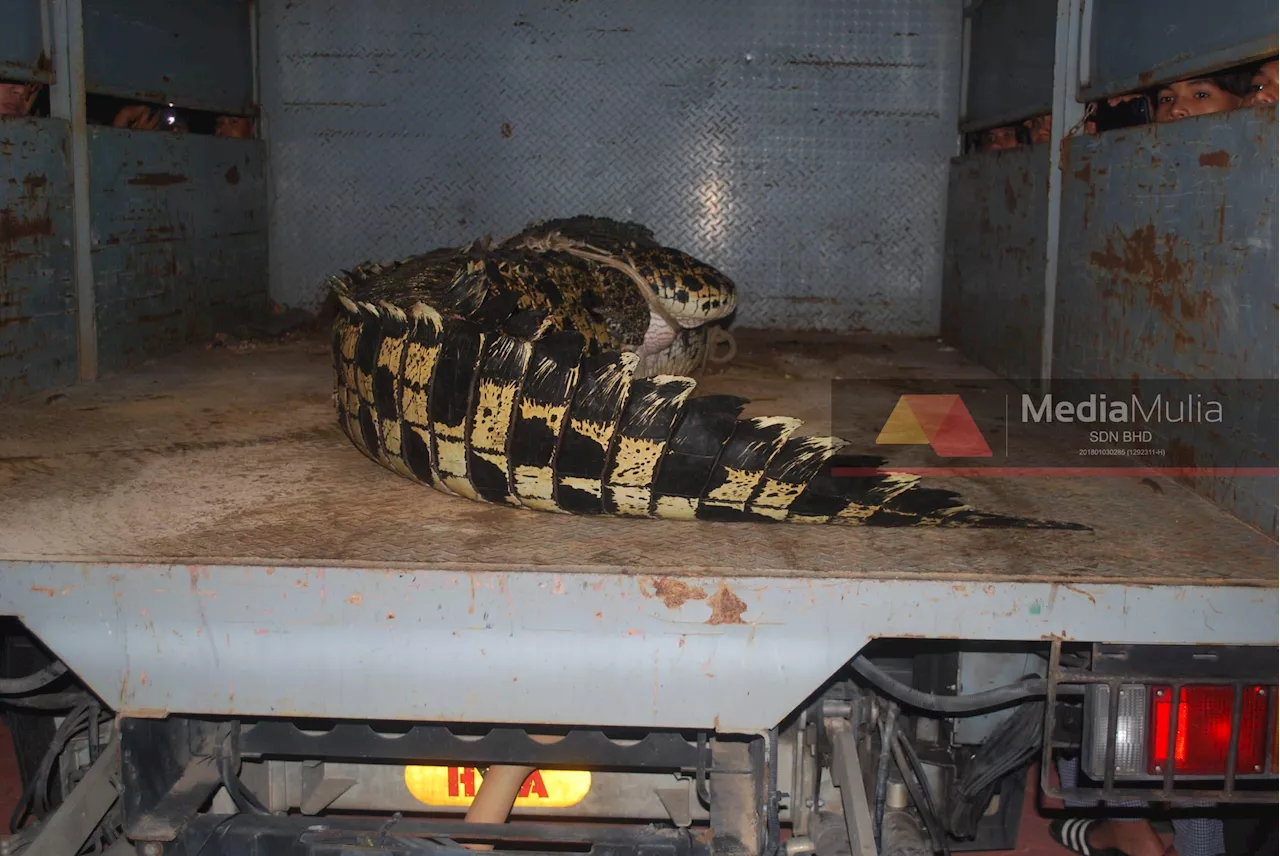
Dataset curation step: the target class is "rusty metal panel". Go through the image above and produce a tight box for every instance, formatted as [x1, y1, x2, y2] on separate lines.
[940, 144, 1049, 382]
[83, 0, 253, 114]
[260, 0, 963, 334]
[87, 127, 268, 372]
[0, 0, 50, 84]
[960, 0, 1056, 132]
[0, 116, 76, 403]
[1081, 0, 1277, 101]
[1055, 107, 1279, 536]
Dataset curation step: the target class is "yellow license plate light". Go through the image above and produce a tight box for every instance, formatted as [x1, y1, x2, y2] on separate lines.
[404, 766, 592, 809]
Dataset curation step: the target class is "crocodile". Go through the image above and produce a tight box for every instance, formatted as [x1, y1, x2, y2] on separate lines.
[328, 215, 1089, 530]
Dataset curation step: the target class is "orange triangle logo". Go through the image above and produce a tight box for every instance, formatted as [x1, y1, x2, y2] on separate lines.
[876, 397, 930, 445]
[875, 394, 993, 458]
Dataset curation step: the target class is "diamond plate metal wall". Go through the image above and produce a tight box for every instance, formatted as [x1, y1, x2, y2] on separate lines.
[260, 0, 963, 334]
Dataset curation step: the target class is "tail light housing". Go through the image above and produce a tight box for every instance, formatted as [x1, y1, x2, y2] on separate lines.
[1272, 692, 1278, 774]
[1148, 685, 1271, 775]
[1082, 684, 1148, 779]
[1082, 683, 1278, 781]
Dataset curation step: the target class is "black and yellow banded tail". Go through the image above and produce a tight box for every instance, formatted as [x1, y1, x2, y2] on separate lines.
[330, 284, 1090, 531]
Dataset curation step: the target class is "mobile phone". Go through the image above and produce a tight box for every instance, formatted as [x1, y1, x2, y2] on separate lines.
[1093, 96, 1151, 132]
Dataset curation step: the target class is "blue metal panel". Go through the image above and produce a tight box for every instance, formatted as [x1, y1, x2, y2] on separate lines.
[961, 0, 1057, 132]
[0, 116, 76, 402]
[88, 127, 268, 372]
[1081, 0, 1278, 101]
[941, 143, 1049, 382]
[1, 563, 1275, 728]
[1055, 107, 1278, 536]
[83, 0, 253, 114]
[260, 0, 963, 335]
[0, 0, 50, 84]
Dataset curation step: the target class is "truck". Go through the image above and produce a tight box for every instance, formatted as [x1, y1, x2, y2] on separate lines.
[0, 1, 1276, 855]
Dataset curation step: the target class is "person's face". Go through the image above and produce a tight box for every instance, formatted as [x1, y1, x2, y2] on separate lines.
[216, 116, 253, 138]
[0, 81, 38, 117]
[982, 126, 1019, 151]
[1155, 78, 1242, 122]
[1023, 114, 1052, 144]
[1242, 60, 1279, 107]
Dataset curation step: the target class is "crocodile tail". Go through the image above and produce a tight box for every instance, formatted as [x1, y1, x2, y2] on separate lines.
[329, 279, 1090, 532]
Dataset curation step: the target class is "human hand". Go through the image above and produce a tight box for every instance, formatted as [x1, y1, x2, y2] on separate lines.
[20, 82, 40, 115]
[113, 104, 160, 130]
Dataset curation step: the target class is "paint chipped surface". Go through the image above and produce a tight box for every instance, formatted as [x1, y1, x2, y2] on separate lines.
[1057, 109, 1277, 537]
[706, 584, 747, 625]
[88, 128, 268, 375]
[0, 117, 76, 402]
[940, 143, 1048, 380]
[649, 577, 708, 609]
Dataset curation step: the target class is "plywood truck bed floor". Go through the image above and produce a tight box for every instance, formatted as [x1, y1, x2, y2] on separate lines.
[0, 330, 1274, 586]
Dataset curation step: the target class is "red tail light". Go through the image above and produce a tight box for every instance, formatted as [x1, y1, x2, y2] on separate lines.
[1272, 692, 1278, 774]
[1148, 685, 1270, 775]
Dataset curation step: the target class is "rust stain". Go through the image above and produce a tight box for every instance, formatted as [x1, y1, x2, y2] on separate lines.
[706, 584, 747, 625]
[127, 172, 189, 187]
[649, 577, 709, 609]
[29, 585, 56, 597]
[1004, 178, 1017, 214]
[1178, 288, 1215, 321]
[225, 165, 240, 184]
[21, 174, 47, 190]
[346, 593, 363, 605]
[1062, 584, 1097, 606]
[0, 208, 53, 243]
[501, 122, 514, 138]
[1198, 150, 1230, 168]
[1216, 197, 1226, 245]
[1087, 225, 1188, 318]
[1073, 161, 1091, 184]
[1166, 437, 1199, 490]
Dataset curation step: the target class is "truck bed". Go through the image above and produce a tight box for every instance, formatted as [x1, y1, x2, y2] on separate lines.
[1, 329, 1274, 587]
